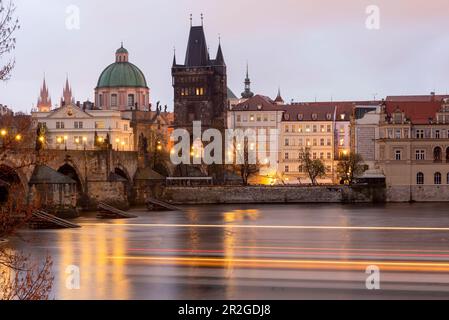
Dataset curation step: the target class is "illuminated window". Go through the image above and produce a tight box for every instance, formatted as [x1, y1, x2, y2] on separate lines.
[95, 121, 105, 129]
[339, 138, 345, 146]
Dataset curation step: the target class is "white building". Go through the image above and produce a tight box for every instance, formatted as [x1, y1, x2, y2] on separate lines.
[32, 104, 134, 151]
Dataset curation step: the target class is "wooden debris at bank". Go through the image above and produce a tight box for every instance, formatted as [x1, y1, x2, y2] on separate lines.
[30, 210, 81, 229]
[97, 202, 137, 219]
[146, 197, 182, 211]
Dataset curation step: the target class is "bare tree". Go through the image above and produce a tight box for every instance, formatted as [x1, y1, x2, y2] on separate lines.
[0, 2, 53, 299]
[337, 152, 367, 185]
[233, 137, 260, 186]
[299, 147, 326, 185]
[0, 0, 20, 81]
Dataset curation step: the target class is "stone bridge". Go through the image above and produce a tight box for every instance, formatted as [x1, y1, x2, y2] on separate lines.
[0, 149, 141, 209]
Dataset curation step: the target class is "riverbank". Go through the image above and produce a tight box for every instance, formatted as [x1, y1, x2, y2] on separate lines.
[161, 185, 386, 204]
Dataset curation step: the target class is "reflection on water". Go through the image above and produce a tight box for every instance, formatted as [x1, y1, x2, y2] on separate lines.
[5, 203, 449, 300]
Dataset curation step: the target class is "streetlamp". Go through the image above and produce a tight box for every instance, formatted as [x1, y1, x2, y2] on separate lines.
[115, 138, 120, 151]
[75, 137, 80, 150]
[0, 129, 7, 137]
[82, 136, 87, 150]
[64, 135, 68, 151]
[121, 140, 125, 151]
[15, 134, 21, 141]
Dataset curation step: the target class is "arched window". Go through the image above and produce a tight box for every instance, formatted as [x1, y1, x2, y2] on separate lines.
[434, 147, 442, 162]
[446, 147, 449, 162]
[434, 172, 442, 185]
[416, 172, 424, 185]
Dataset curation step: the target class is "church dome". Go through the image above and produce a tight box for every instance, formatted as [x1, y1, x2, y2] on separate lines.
[96, 45, 148, 89]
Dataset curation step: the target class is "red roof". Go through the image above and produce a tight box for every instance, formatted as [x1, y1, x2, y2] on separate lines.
[386, 95, 449, 102]
[233, 95, 283, 111]
[384, 101, 442, 124]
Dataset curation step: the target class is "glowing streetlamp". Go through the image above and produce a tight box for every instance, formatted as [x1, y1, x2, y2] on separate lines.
[0, 129, 7, 137]
[15, 134, 22, 141]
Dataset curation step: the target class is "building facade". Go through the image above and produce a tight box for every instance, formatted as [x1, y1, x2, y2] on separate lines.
[376, 98, 449, 201]
[32, 104, 134, 151]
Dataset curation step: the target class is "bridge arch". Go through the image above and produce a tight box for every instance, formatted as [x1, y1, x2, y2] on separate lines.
[0, 163, 28, 204]
[57, 163, 85, 205]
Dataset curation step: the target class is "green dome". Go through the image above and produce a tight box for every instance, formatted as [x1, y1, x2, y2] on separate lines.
[116, 46, 128, 54]
[96, 62, 148, 89]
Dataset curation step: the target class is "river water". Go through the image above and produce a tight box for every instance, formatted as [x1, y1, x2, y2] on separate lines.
[4, 203, 449, 300]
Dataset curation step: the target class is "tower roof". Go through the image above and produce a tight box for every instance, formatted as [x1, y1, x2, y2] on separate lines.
[274, 88, 284, 104]
[184, 26, 209, 67]
[215, 43, 225, 66]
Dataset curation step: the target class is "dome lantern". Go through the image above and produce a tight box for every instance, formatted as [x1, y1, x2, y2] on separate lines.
[116, 42, 129, 62]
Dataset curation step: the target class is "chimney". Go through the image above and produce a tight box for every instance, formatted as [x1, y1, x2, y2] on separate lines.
[430, 92, 436, 102]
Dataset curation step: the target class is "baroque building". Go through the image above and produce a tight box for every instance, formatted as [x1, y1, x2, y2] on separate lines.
[172, 23, 227, 133]
[95, 44, 150, 111]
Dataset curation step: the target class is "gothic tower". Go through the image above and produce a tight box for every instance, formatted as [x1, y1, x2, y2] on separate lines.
[37, 77, 52, 112]
[172, 19, 228, 134]
[60, 77, 74, 107]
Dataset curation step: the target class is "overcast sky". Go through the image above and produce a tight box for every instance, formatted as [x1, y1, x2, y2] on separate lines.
[1, 0, 449, 113]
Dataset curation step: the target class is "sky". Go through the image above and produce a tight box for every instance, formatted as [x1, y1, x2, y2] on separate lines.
[1, 0, 449, 113]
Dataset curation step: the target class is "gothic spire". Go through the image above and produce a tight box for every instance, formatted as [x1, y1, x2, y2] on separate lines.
[274, 87, 284, 105]
[184, 19, 209, 67]
[37, 76, 52, 112]
[215, 42, 225, 66]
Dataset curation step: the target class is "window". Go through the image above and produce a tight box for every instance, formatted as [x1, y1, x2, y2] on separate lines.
[243, 115, 248, 122]
[306, 139, 311, 146]
[434, 147, 442, 162]
[56, 121, 65, 129]
[285, 125, 289, 133]
[250, 115, 255, 122]
[395, 129, 401, 139]
[435, 130, 441, 139]
[285, 153, 289, 160]
[339, 126, 345, 134]
[416, 129, 424, 139]
[313, 125, 317, 133]
[313, 139, 317, 146]
[257, 115, 261, 122]
[417, 172, 424, 185]
[395, 150, 402, 160]
[320, 138, 325, 146]
[284, 165, 289, 173]
[298, 139, 303, 146]
[111, 94, 118, 107]
[327, 152, 332, 160]
[305, 125, 310, 133]
[74, 121, 83, 129]
[236, 115, 241, 122]
[124, 124, 128, 131]
[127, 94, 135, 107]
[95, 121, 105, 129]
[327, 139, 332, 146]
[339, 138, 345, 146]
[312, 152, 317, 160]
[434, 172, 442, 185]
[320, 125, 325, 133]
[263, 115, 268, 122]
[99, 94, 103, 107]
[327, 125, 332, 133]
[415, 150, 425, 160]
[284, 138, 289, 146]
[320, 152, 324, 160]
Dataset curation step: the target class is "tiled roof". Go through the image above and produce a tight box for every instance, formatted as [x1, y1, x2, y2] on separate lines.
[384, 101, 442, 125]
[386, 95, 449, 102]
[232, 95, 283, 111]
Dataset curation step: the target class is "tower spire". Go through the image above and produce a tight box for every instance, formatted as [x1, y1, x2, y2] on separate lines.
[241, 62, 254, 99]
[61, 76, 73, 107]
[37, 76, 52, 112]
[274, 87, 284, 105]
